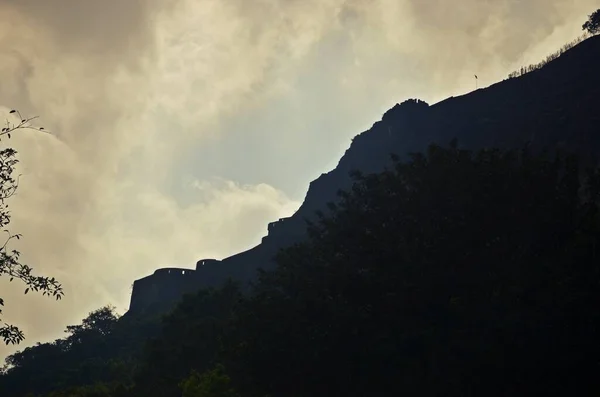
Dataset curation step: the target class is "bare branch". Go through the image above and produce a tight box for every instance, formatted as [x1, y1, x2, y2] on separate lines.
[1, 111, 49, 141]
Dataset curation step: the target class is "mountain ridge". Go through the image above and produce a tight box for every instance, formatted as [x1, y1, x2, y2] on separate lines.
[128, 34, 600, 314]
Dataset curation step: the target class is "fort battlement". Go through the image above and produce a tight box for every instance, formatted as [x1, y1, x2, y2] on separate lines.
[153, 267, 196, 276]
[262, 217, 296, 244]
[129, 266, 198, 313]
[128, 216, 305, 314]
[128, 259, 231, 313]
[196, 259, 220, 269]
[267, 217, 289, 234]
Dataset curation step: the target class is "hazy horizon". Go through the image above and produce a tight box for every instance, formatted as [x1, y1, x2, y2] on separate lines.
[0, 0, 596, 360]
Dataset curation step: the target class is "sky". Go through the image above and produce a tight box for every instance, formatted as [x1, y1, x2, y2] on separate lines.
[0, 0, 596, 360]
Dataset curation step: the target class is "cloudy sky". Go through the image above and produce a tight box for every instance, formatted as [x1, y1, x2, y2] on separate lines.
[0, 0, 596, 359]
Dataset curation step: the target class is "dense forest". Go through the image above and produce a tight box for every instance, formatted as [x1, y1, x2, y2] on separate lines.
[1, 141, 600, 396]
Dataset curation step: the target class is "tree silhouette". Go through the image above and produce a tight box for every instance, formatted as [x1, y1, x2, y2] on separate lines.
[179, 365, 240, 397]
[132, 281, 242, 397]
[0, 306, 122, 396]
[583, 9, 600, 35]
[223, 143, 600, 397]
[0, 109, 63, 345]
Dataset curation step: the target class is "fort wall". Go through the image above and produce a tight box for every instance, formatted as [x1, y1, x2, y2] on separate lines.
[128, 217, 305, 314]
[128, 267, 198, 314]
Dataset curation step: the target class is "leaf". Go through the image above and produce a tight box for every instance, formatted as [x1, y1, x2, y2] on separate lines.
[9, 110, 15, 114]
[24, 288, 29, 295]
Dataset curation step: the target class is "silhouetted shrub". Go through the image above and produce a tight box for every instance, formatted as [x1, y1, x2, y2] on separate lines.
[507, 33, 590, 79]
[583, 9, 600, 35]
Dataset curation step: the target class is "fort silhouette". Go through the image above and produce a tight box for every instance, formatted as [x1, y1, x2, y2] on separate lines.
[128, 34, 600, 315]
[128, 216, 300, 314]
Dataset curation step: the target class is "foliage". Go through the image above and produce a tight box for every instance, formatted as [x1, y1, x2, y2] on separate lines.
[132, 281, 242, 397]
[0, 284, 242, 397]
[65, 305, 120, 340]
[3, 142, 600, 396]
[0, 109, 63, 345]
[221, 142, 600, 397]
[45, 382, 127, 397]
[0, 306, 132, 396]
[507, 33, 590, 79]
[179, 365, 240, 397]
[583, 9, 600, 35]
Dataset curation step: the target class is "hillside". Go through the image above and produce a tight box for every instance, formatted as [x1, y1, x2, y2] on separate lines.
[214, 35, 600, 284]
[126, 34, 600, 314]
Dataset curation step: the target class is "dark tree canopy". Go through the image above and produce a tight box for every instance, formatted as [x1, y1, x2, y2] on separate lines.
[221, 142, 600, 397]
[0, 306, 147, 396]
[583, 9, 600, 34]
[132, 281, 242, 397]
[2, 142, 600, 397]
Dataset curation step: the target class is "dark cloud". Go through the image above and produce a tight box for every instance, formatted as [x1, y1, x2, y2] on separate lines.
[0, 0, 174, 59]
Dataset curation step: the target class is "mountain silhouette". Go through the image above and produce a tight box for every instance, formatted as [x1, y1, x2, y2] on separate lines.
[128, 34, 600, 314]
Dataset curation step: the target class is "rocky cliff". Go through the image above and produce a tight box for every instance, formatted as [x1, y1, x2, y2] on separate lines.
[218, 35, 600, 279]
[129, 35, 600, 313]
